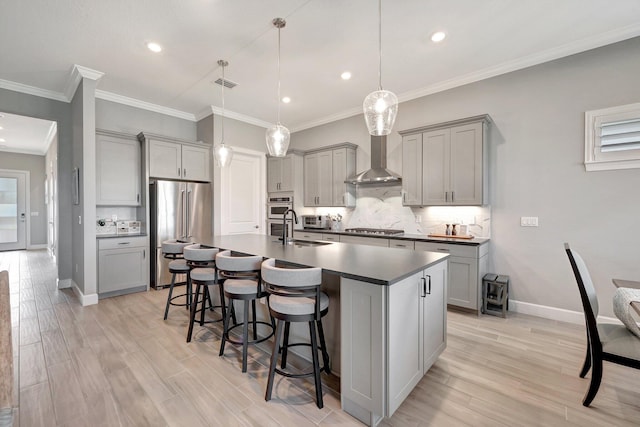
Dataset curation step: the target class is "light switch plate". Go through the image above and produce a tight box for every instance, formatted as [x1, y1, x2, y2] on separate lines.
[520, 216, 539, 227]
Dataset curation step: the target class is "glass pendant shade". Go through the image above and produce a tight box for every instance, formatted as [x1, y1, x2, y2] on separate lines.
[213, 142, 233, 167]
[363, 89, 398, 136]
[265, 123, 290, 157]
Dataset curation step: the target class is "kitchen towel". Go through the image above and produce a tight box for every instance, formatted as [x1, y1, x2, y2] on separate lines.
[613, 287, 640, 338]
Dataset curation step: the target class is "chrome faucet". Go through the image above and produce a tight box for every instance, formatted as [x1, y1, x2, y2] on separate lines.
[282, 208, 298, 244]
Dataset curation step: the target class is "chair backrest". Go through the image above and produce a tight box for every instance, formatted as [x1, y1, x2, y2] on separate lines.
[261, 258, 322, 289]
[183, 244, 219, 263]
[216, 250, 262, 273]
[565, 243, 601, 345]
[161, 239, 190, 255]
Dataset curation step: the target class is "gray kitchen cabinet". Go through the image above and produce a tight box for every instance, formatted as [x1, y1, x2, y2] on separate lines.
[415, 241, 489, 311]
[96, 130, 141, 206]
[400, 115, 489, 206]
[295, 231, 324, 241]
[401, 133, 422, 206]
[332, 147, 356, 207]
[97, 236, 149, 297]
[144, 133, 211, 182]
[389, 239, 415, 250]
[304, 143, 357, 207]
[343, 258, 448, 419]
[268, 156, 292, 192]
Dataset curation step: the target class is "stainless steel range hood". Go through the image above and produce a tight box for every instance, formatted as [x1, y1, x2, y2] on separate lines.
[345, 135, 402, 185]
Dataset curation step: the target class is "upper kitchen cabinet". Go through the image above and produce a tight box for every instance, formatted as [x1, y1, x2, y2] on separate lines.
[304, 143, 356, 207]
[267, 152, 303, 192]
[400, 115, 490, 206]
[139, 132, 211, 182]
[96, 130, 141, 206]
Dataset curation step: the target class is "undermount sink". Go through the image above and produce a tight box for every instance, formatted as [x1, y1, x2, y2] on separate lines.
[274, 239, 333, 247]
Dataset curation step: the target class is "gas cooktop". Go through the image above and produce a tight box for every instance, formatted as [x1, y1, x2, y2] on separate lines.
[344, 228, 404, 236]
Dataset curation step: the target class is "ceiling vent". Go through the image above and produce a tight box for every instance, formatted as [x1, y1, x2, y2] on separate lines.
[214, 78, 238, 89]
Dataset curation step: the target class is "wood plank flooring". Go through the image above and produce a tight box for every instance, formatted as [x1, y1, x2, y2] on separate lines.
[3, 249, 640, 426]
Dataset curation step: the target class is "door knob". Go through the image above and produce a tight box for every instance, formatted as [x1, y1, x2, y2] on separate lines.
[254, 225, 259, 229]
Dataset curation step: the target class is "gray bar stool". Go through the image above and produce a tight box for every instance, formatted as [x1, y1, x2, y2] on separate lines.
[183, 244, 226, 343]
[162, 239, 192, 320]
[261, 258, 330, 409]
[216, 250, 275, 372]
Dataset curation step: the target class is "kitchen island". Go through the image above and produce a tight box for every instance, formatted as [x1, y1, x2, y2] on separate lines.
[207, 234, 449, 426]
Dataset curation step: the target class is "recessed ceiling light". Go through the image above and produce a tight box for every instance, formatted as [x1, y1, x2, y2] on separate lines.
[0, 126, 3, 130]
[431, 31, 446, 43]
[341, 71, 352, 80]
[147, 42, 162, 53]
[0, 138, 5, 142]
[282, 97, 291, 104]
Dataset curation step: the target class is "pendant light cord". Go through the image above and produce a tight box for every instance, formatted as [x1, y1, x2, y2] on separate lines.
[221, 62, 226, 143]
[277, 25, 282, 125]
[378, 0, 382, 91]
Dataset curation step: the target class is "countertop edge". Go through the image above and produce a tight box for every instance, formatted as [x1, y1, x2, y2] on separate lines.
[296, 229, 490, 246]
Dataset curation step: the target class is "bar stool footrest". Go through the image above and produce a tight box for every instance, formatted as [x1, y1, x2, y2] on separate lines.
[225, 321, 275, 346]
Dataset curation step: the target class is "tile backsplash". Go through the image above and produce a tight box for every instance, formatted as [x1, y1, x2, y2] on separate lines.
[310, 185, 491, 237]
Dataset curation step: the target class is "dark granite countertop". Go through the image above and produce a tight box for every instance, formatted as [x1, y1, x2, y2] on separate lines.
[96, 233, 147, 239]
[296, 229, 490, 246]
[207, 234, 449, 286]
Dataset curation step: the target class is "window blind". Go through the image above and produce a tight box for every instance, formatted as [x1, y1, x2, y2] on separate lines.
[600, 118, 640, 152]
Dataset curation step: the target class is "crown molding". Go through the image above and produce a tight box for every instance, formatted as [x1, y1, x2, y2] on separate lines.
[64, 64, 104, 100]
[292, 23, 640, 133]
[196, 105, 272, 129]
[0, 78, 67, 102]
[95, 90, 197, 121]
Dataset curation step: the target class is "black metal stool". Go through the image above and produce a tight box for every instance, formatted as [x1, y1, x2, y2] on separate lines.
[261, 258, 330, 409]
[216, 250, 275, 373]
[162, 239, 192, 320]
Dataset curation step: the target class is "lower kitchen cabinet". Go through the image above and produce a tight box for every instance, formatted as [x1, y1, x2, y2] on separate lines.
[97, 236, 149, 297]
[415, 241, 488, 311]
[341, 258, 448, 421]
[339, 234, 389, 247]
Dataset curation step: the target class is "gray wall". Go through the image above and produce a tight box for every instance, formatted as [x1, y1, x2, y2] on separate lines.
[291, 37, 640, 318]
[0, 88, 73, 281]
[71, 83, 85, 292]
[0, 152, 47, 245]
[96, 99, 196, 140]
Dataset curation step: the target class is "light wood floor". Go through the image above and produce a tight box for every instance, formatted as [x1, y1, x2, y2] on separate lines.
[3, 249, 640, 426]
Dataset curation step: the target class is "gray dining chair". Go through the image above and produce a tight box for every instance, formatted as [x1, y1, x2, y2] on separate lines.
[564, 243, 640, 406]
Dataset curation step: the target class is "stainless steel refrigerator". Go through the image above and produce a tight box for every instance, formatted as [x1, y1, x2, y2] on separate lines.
[149, 179, 213, 288]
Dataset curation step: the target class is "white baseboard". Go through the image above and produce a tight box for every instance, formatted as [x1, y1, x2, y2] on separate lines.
[27, 244, 48, 250]
[71, 280, 99, 306]
[509, 299, 619, 325]
[57, 278, 71, 289]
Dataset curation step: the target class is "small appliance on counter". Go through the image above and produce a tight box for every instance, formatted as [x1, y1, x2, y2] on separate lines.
[301, 215, 330, 230]
[117, 220, 141, 235]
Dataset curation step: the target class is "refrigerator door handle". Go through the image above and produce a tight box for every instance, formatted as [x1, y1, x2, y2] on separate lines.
[186, 189, 192, 237]
[180, 189, 185, 238]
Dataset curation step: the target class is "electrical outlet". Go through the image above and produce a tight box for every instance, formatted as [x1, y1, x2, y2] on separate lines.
[520, 216, 539, 227]
[415, 215, 421, 223]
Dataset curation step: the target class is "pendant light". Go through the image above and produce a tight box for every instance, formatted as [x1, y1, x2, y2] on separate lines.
[265, 17, 290, 157]
[213, 60, 234, 167]
[363, 0, 398, 136]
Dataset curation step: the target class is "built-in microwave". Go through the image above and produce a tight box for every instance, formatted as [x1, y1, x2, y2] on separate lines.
[267, 194, 293, 219]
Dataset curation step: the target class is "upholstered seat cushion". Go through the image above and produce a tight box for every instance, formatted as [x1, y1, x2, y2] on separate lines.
[168, 259, 190, 272]
[190, 268, 216, 282]
[269, 292, 329, 316]
[224, 279, 260, 295]
[599, 323, 640, 359]
[184, 244, 219, 262]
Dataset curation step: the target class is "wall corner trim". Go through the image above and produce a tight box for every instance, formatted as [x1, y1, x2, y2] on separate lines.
[70, 280, 99, 306]
[64, 64, 105, 101]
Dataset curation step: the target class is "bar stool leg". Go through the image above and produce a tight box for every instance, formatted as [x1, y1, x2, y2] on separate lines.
[281, 322, 291, 369]
[219, 298, 233, 356]
[200, 285, 209, 326]
[265, 319, 284, 402]
[316, 319, 331, 375]
[309, 320, 324, 409]
[163, 272, 177, 320]
[187, 282, 202, 343]
[186, 274, 192, 309]
[242, 300, 250, 373]
[218, 282, 227, 323]
[251, 300, 258, 341]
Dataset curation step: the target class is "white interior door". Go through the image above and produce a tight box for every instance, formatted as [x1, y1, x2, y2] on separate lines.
[0, 170, 27, 251]
[220, 148, 265, 235]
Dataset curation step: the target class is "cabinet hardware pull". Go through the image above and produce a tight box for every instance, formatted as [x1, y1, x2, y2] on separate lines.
[178, 168, 181, 176]
[118, 242, 131, 245]
[437, 248, 450, 252]
[183, 168, 186, 177]
[421, 277, 427, 297]
[451, 191, 454, 202]
[445, 191, 448, 202]
[137, 194, 140, 203]
[426, 274, 432, 295]
[403, 193, 406, 203]
[143, 249, 145, 258]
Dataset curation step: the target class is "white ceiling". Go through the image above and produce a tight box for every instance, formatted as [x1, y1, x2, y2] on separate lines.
[0, 112, 56, 155]
[1, 0, 640, 153]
